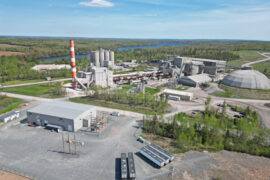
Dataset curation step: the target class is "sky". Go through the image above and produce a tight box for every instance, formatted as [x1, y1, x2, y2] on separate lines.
[0, 0, 270, 40]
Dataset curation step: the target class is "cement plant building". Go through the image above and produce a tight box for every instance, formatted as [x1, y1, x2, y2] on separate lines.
[27, 101, 96, 132]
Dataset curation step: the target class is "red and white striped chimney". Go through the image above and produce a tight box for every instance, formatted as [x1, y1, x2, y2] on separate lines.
[70, 40, 77, 89]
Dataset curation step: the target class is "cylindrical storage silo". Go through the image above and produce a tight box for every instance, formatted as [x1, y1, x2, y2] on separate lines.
[99, 49, 104, 67]
[91, 51, 100, 67]
[109, 51, 114, 68]
[105, 50, 110, 61]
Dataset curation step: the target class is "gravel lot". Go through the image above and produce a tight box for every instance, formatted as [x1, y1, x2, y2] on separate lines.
[0, 114, 168, 180]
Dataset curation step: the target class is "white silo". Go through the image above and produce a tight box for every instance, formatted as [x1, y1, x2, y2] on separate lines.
[91, 51, 100, 67]
[109, 50, 115, 68]
[99, 48, 105, 67]
[105, 50, 110, 61]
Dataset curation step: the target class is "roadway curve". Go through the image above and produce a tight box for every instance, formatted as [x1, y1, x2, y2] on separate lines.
[242, 52, 270, 67]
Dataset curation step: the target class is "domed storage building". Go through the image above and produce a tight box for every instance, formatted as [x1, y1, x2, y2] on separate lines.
[222, 69, 270, 90]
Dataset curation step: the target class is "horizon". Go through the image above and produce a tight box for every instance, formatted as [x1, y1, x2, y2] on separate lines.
[0, 35, 269, 42]
[1, 0, 270, 41]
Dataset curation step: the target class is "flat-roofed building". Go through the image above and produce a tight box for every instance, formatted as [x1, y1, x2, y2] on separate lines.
[163, 89, 193, 101]
[27, 101, 96, 132]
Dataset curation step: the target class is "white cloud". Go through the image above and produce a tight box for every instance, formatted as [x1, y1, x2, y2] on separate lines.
[79, 0, 114, 7]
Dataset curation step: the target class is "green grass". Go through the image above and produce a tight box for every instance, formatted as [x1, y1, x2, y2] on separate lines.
[70, 97, 157, 115]
[2, 83, 65, 98]
[213, 84, 270, 100]
[0, 95, 24, 115]
[227, 51, 264, 67]
[265, 103, 270, 108]
[252, 60, 270, 78]
[172, 86, 188, 91]
[145, 87, 160, 95]
[1, 77, 69, 86]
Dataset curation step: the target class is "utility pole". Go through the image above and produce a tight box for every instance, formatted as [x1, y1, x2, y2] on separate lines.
[62, 131, 65, 153]
[68, 133, 71, 154]
[74, 134, 77, 155]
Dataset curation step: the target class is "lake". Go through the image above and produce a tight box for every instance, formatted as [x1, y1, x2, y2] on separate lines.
[39, 42, 191, 61]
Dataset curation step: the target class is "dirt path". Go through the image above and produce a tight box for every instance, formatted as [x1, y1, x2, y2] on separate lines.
[0, 170, 31, 180]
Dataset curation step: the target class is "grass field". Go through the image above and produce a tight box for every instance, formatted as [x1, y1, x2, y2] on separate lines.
[1, 77, 70, 86]
[213, 84, 270, 100]
[0, 95, 24, 115]
[227, 51, 264, 67]
[252, 61, 270, 78]
[70, 97, 157, 115]
[1, 83, 65, 98]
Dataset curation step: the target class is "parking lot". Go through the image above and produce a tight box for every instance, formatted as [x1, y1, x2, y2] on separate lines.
[0, 113, 169, 180]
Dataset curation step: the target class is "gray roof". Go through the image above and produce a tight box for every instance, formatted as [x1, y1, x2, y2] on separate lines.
[182, 74, 212, 83]
[222, 70, 270, 89]
[27, 101, 95, 119]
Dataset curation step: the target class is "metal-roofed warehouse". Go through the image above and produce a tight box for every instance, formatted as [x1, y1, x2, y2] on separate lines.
[179, 74, 212, 87]
[27, 101, 96, 132]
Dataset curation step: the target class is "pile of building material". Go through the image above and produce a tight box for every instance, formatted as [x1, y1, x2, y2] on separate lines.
[139, 144, 174, 168]
[32, 64, 71, 71]
[0, 111, 20, 123]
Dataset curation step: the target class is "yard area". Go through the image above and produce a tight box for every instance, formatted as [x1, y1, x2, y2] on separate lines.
[252, 60, 270, 78]
[1, 83, 67, 99]
[227, 51, 264, 67]
[0, 95, 24, 114]
[213, 84, 270, 100]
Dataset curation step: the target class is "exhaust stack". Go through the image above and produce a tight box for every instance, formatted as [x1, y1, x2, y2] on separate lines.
[70, 40, 77, 89]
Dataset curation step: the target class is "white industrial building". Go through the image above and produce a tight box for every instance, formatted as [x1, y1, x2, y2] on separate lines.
[179, 74, 212, 87]
[163, 89, 193, 101]
[91, 67, 114, 88]
[27, 101, 96, 132]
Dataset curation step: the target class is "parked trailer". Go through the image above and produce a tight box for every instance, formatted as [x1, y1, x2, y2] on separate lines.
[127, 152, 136, 179]
[145, 145, 170, 164]
[121, 153, 128, 179]
[139, 147, 165, 167]
[149, 144, 174, 161]
[45, 124, 62, 133]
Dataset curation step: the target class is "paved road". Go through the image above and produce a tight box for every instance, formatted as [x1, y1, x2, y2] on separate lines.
[0, 78, 72, 89]
[242, 52, 270, 67]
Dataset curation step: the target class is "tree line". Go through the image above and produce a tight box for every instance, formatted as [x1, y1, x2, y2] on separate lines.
[143, 99, 270, 157]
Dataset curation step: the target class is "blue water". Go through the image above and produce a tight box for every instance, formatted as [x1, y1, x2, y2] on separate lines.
[39, 53, 91, 62]
[39, 42, 191, 61]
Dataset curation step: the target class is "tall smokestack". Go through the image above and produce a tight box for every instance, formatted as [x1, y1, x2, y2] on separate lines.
[70, 40, 77, 89]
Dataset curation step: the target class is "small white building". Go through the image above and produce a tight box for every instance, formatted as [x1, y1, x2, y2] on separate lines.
[163, 89, 193, 101]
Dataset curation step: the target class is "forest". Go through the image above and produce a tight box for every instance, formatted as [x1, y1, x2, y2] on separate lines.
[143, 98, 270, 157]
[1, 37, 270, 84]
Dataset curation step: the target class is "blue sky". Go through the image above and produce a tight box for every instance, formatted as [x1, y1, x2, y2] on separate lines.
[0, 0, 270, 40]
